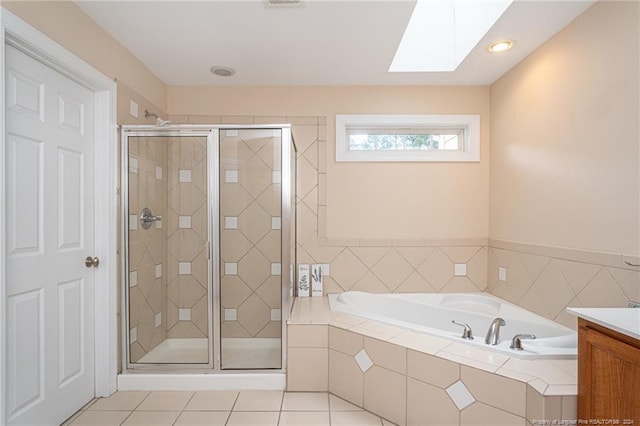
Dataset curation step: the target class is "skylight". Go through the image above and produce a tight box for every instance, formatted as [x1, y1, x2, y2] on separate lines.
[389, 0, 513, 72]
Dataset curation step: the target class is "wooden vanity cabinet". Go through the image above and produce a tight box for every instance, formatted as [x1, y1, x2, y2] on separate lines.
[578, 318, 640, 423]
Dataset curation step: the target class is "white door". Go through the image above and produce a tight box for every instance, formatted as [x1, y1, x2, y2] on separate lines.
[5, 44, 96, 425]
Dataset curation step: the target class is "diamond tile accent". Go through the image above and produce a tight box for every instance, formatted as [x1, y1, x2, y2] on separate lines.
[154, 264, 162, 278]
[239, 157, 271, 198]
[577, 268, 628, 308]
[225, 262, 238, 276]
[238, 204, 271, 244]
[129, 214, 138, 231]
[371, 249, 413, 291]
[130, 327, 138, 343]
[446, 380, 475, 410]
[221, 276, 253, 307]
[238, 249, 270, 290]
[237, 294, 271, 335]
[417, 249, 454, 291]
[225, 169, 239, 183]
[129, 157, 138, 174]
[270, 309, 281, 321]
[220, 184, 253, 216]
[454, 264, 467, 277]
[221, 231, 253, 262]
[155, 312, 162, 327]
[271, 217, 281, 230]
[130, 270, 138, 287]
[271, 263, 282, 276]
[178, 308, 191, 321]
[178, 262, 192, 275]
[535, 261, 575, 317]
[354, 349, 373, 373]
[331, 249, 368, 291]
[225, 216, 238, 230]
[155, 166, 162, 180]
[178, 216, 192, 229]
[505, 256, 533, 301]
[179, 169, 192, 183]
[224, 308, 237, 321]
[272, 171, 281, 184]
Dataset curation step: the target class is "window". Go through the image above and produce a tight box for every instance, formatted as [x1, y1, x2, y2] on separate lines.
[336, 114, 480, 162]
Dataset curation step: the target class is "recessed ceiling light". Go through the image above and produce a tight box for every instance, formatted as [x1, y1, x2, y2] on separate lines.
[487, 40, 514, 53]
[210, 66, 236, 77]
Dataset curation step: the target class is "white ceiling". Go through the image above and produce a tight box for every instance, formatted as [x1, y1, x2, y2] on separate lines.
[75, 0, 595, 86]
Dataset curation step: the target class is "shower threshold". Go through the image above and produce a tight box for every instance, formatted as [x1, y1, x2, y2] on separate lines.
[134, 337, 281, 368]
[138, 338, 208, 364]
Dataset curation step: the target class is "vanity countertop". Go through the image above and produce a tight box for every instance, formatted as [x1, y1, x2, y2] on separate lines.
[567, 307, 640, 340]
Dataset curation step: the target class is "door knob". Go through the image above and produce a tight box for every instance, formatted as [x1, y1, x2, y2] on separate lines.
[85, 256, 100, 268]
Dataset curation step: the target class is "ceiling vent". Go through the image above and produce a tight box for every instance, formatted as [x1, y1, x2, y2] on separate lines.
[267, 0, 302, 5]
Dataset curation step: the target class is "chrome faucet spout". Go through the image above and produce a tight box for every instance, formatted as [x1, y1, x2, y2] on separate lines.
[484, 317, 506, 345]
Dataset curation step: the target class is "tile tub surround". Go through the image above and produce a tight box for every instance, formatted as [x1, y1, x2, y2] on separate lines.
[288, 297, 578, 426]
[487, 242, 639, 331]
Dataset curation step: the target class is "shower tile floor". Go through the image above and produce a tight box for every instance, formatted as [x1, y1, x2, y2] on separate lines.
[62, 391, 395, 425]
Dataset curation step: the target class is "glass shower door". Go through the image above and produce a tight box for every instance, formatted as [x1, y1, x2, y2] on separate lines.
[125, 133, 211, 365]
[219, 128, 283, 369]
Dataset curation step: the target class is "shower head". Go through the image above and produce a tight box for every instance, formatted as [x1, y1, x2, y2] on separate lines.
[144, 110, 171, 126]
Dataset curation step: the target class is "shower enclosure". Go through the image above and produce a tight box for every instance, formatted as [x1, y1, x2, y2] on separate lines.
[121, 125, 296, 371]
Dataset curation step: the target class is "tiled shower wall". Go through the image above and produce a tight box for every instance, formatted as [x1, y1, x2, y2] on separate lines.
[219, 129, 282, 339]
[166, 136, 209, 339]
[128, 137, 168, 362]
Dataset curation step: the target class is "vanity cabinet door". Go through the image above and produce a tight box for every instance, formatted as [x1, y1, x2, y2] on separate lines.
[578, 318, 640, 423]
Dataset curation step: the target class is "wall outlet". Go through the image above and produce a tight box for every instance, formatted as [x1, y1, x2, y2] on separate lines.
[129, 100, 138, 118]
[498, 267, 507, 282]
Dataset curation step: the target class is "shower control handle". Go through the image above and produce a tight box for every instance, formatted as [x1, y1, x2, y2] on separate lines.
[140, 207, 162, 230]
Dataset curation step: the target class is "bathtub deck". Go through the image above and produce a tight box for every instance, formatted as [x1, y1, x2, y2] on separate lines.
[289, 295, 577, 396]
[288, 296, 578, 425]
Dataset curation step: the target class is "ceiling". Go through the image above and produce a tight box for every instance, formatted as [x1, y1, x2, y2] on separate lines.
[75, 0, 595, 86]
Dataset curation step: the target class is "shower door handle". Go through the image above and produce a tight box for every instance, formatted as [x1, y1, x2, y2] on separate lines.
[140, 207, 162, 229]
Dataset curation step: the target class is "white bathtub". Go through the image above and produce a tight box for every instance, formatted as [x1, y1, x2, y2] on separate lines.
[328, 291, 577, 359]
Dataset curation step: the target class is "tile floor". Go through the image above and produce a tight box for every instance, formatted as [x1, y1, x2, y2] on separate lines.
[62, 391, 396, 426]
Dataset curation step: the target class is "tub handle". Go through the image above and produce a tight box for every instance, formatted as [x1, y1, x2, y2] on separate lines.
[451, 320, 474, 340]
[510, 334, 536, 350]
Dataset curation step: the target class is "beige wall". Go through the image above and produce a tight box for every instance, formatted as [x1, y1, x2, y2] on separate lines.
[3, 1, 167, 111]
[168, 86, 490, 241]
[486, 1, 640, 325]
[489, 1, 639, 256]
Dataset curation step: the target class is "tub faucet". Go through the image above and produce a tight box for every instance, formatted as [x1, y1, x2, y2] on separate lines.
[451, 320, 474, 340]
[484, 317, 506, 345]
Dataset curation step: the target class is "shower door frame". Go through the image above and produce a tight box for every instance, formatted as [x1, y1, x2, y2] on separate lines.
[120, 125, 293, 373]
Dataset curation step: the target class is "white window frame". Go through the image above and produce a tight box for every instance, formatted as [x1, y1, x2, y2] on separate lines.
[335, 114, 480, 162]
